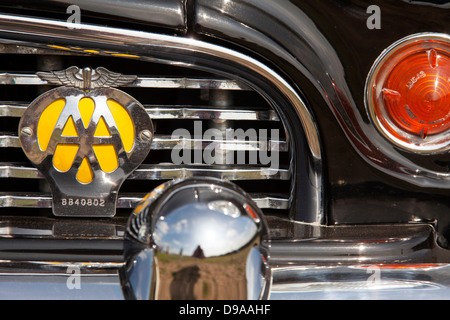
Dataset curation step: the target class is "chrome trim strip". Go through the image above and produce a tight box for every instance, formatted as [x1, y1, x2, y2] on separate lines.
[0, 163, 291, 181]
[0, 133, 287, 151]
[0, 192, 289, 210]
[0, 103, 280, 121]
[0, 72, 250, 90]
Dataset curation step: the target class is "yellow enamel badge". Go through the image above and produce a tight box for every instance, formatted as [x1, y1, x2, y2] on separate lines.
[18, 67, 153, 217]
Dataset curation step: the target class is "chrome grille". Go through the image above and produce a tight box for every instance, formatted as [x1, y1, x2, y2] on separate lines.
[0, 44, 291, 218]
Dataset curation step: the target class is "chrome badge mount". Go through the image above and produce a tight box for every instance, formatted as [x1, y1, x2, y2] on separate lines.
[19, 67, 154, 217]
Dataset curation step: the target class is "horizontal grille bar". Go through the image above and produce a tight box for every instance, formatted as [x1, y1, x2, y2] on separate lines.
[0, 193, 289, 210]
[0, 103, 25, 117]
[0, 103, 280, 121]
[0, 73, 250, 90]
[0, 133, 19, 148]
[0, 163, 291, 180]
[0, 133, 288, 152]
[147, 106, 279, 121]
[152, 135, 287, 151]
[132, 164, 290, 180]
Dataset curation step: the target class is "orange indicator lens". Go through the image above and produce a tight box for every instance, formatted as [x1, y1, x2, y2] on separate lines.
[379, 47, 450, 137]
[367, 35, 450, 152]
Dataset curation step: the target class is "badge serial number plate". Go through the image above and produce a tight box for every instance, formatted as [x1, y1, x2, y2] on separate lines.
[61, 198, 106, 207]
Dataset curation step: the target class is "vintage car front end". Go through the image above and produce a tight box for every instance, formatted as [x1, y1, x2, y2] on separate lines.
[0, 0, 449, 300]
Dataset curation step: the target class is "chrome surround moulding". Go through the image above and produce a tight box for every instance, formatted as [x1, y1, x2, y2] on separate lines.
[0, 13, 324, 224]
[0, 14, 320, 157]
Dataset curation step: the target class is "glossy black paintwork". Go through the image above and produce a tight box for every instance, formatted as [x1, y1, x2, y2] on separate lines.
[192, 0, 450, 238]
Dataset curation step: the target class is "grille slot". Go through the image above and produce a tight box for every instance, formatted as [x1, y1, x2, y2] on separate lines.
[0, 45, 292, 219]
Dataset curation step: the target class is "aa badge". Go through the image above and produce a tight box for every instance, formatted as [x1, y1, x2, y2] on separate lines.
[18, 66, 153, 217]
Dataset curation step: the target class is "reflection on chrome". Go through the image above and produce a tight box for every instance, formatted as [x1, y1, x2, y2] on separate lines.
[208, 200, 241, 218]
[271, 264, 450, 300]
[122, 177, 271, 300]
[153, 201, 256, 257]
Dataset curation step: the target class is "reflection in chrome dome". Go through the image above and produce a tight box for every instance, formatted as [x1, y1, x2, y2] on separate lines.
[123, 177, 271, 300]
[153, 197, 258, 258]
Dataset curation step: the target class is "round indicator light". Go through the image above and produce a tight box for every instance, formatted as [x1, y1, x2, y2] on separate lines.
[366, 33, 450, 152]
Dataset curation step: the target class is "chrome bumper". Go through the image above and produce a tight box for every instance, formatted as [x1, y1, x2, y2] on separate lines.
[2, 262, 450, 300]
[271, 264, 450, 300]
[1, 220, 449, 300]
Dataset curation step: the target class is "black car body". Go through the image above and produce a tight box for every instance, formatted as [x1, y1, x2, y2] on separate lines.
[0, 0, 449, 299]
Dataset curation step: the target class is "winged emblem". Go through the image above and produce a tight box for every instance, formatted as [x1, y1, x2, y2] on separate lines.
[37, 66, 137, 90]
